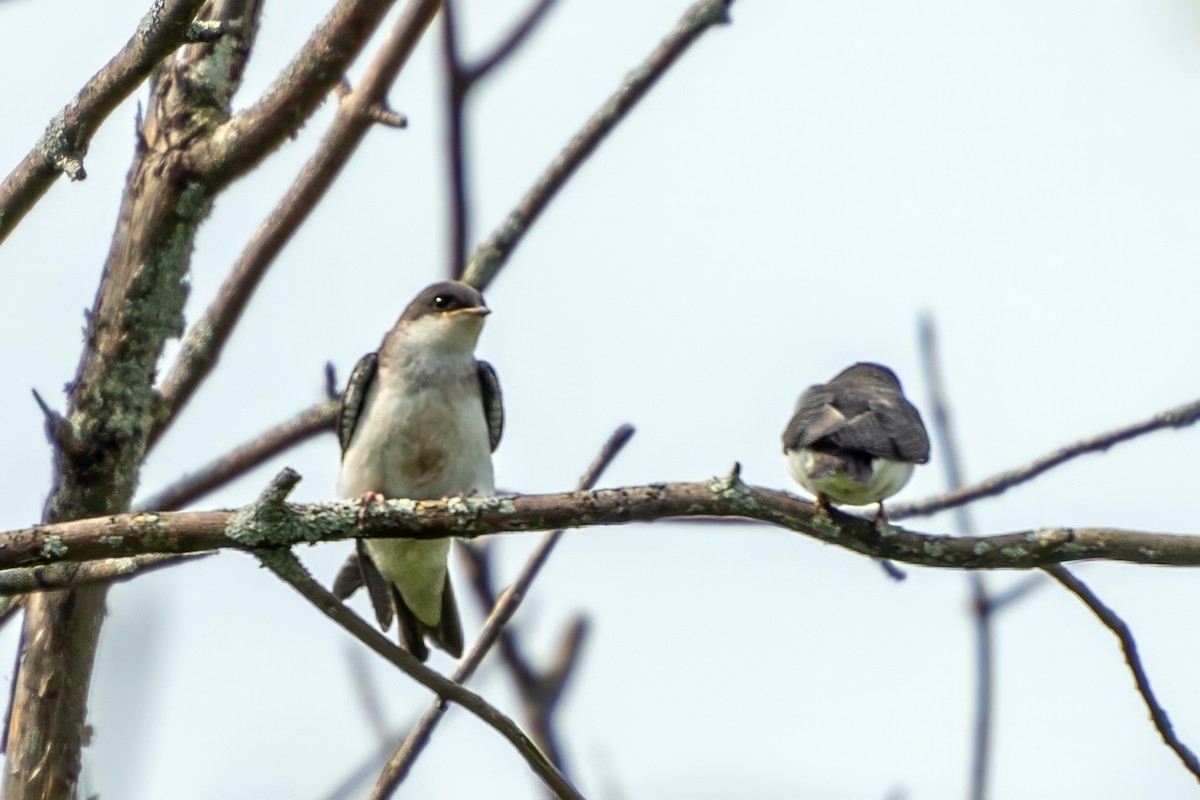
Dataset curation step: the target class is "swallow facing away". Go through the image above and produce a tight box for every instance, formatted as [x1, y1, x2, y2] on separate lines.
[782, 362, 929, 523]
[334, 281, 503, 661]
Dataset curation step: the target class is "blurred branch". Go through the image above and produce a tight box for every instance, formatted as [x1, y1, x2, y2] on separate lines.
[1043, 564, 1200, 783]
[150, 0, 439, 448]
[459, 546, 586, 774]
[890, 397, 1200, 521]
[0, 553, 212, 596]
[0, 0, 207, 244]
[917, 315, 991, 800]
[462, 0, 734, 290]
[8, 470, 1200, 571]
[138, 398, 337, 511]
[255, 542, 582, 800]
[441, 0, 560, 278]
[373, 425, 634, 798]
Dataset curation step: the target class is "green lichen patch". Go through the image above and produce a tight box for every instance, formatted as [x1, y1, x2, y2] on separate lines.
[41, 535, 68, 559]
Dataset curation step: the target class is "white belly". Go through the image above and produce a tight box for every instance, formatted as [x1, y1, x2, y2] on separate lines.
[338, 363, 494, 625]
[787, 449, 913, 506]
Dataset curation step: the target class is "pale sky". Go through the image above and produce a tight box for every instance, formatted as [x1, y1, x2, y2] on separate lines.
[2, 1, 1200, 798]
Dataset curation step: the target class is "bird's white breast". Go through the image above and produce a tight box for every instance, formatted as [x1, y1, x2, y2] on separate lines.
[338, 355, 494, 501]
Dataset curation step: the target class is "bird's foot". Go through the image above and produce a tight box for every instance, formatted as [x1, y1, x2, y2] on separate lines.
[814, 494, 833, 518]
[872, 502, 889, 530]
[357, 491, 386, 525]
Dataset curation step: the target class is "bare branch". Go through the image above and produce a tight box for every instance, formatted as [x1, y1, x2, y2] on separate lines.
[150, 0, 440, 448]
[255, 544, 581, 800]
[890, 397, 1200, 521]
[371, 424, 634, 797]
[0, 0, 207, 244]
[186, 0, 402, 188]
[7, 472, 1200, 573]
[4, 3, 269, 792]
[0, 553, 211, 596]
[138, 399, 337, 512]
[462, 0, 734, 289]
[465, 0, 559, 83]
[441, 0, 561, 278]
[1044, 565, 1200, 783]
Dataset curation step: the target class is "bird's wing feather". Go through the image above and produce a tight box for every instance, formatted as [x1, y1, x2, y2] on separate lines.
[338, 352, 378, 454]
[782, 387, 845, 450]
[356, 539, 395, 631]
[783, 386, 929, 463]
[477, 360, 504, 453]
[828, 396, 930, 463]
[331, 551, 364, 599]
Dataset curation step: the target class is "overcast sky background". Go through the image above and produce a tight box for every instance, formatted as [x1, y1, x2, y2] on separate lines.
[2, 0, 1200, 797]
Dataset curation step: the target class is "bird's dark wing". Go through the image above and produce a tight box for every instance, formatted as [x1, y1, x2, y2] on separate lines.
[355, 540, 395, 631]
[477, 360, 504, 453]
[826, 394, 930, 463]
[331, 551, 364, 599]
[782, 386, 845, 451]
[338, 352, 378, 454]
[783, 385, 930, 464]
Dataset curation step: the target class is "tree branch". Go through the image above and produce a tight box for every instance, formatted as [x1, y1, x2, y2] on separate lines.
[441, 0, 560, 278]
[4, 3, 268, 793]
[185, 0, 401, 188]
[917, 315, 992, 800]
[0, 0, 208, 245]
[256, 545, 582, 800]
[889, 397, 1200, 521]
[462, 0, 733, 290]
[372, 424, 633, 797]
[139, 398, 337, 512]
[5, 471, 1200, 572]
[149, 0, 440, 448]
[1043, 564, 1200, 783]
[0, 553, 211, 596]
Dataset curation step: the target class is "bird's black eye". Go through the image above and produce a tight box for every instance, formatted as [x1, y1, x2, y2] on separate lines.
[432, 295, 452, 310]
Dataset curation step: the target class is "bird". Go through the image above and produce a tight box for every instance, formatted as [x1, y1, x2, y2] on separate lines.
[782, 362, 929, 523]
[334, 280, 503, 661]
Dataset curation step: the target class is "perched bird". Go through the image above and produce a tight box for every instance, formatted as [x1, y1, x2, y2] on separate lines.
[335, 281, 503, 661]
[782, 362, 929, 522]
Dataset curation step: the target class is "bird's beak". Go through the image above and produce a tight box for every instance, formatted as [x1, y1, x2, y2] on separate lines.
[450, 306, 490, 317]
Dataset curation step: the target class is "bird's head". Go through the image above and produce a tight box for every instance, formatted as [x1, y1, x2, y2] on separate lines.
[393, 280, 491, 354]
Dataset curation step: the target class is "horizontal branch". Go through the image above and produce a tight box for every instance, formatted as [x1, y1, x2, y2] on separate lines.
[3, 468, 1200, 573]
[0, 554, 211, 596]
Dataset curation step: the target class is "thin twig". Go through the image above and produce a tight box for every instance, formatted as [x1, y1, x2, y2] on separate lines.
[918, 315, 991, 800]
[1043, 564, 1200, 782]
[0, 0, 207, 244]
[441, 0, 561, 278]
[149, 0, 440, 449]
[890, 397, 1200, 520]
[371, 424, 634, 798]
[257, 544, 582, 800]
[462, 0, 733, 290]
[138, 399, 337, 512]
